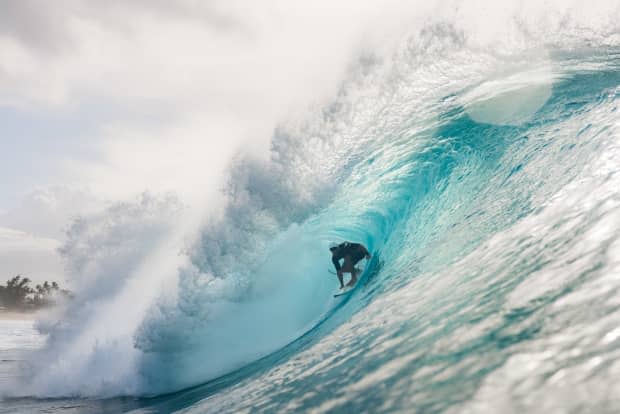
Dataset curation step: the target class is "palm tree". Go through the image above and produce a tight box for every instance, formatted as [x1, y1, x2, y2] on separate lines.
[1, 276, 71, 310]
[0, 275, 33, 308]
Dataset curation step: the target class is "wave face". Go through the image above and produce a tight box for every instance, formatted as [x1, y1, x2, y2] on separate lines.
[162, 53, 620, 413]
[11, 3, 620, 413]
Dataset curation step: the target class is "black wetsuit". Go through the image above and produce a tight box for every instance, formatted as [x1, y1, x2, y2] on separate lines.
[331, 242, 367, 272]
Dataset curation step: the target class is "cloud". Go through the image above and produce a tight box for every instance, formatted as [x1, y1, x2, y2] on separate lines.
[0, 186, 103, 239]
[0, 1, 71, 53]
[0, 227, 64, 283]
[0, 0, 413, 206]
[0, 1, 244, 54]
[0, 186, 104, 284]
[0, 1, 366, 110]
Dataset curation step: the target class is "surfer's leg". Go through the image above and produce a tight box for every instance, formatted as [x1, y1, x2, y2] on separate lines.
[341, 256, 354, 273]
[342, 257, 357, 287]
[347, 268, 359, 287]
[340, 256, 355, 286]
[346, 255, 364, 287]
[337, 272, 344, 289]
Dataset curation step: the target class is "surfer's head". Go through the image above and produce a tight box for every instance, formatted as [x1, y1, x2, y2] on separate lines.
[329, 242, 339, 252]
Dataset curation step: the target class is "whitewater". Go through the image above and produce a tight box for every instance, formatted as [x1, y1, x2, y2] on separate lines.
[2, 2, 620, 413]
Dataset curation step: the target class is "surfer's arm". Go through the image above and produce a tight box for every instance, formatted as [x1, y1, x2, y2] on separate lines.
[360, 245, 371, 259]
[332, 255, 344, 289]
[332, 256, 342, 272]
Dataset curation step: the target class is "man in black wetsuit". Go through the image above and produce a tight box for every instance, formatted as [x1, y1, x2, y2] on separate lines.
[330, 241, 371, 289]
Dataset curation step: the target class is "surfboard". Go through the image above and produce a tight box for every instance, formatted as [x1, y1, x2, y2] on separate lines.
[333, 285, 356, 298]
[329, 266, 364, 298]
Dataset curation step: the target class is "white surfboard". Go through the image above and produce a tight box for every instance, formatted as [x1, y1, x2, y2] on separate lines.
[328, 266, 364, 298]
[333, 284, 357, 298]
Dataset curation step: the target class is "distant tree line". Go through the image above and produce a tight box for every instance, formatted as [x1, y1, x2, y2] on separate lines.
[0, 275, 72, 311]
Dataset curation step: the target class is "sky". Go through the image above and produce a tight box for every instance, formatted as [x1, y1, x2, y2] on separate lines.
[0, 0, 420, 284]
[2, 0, 616, 285]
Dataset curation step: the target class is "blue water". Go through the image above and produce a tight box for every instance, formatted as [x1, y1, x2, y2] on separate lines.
[2, 47, 620, 413]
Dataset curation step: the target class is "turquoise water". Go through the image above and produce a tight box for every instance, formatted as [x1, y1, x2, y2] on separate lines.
[2, 47, 620, 413]
[172, 55, 620, 413]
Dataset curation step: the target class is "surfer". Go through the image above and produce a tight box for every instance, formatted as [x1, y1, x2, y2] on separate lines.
[330, 241, 371, 289]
